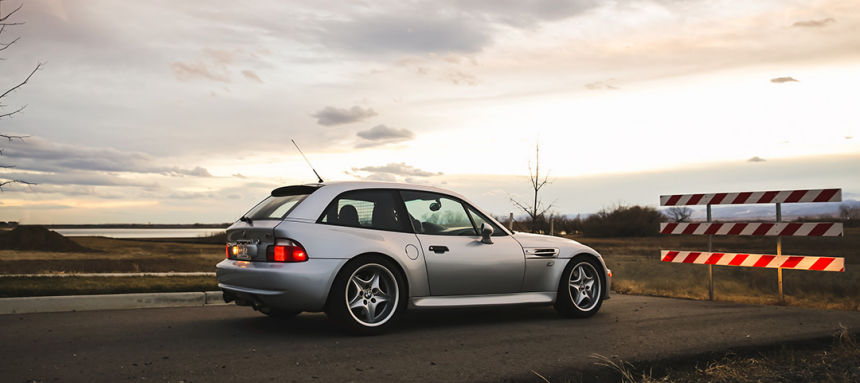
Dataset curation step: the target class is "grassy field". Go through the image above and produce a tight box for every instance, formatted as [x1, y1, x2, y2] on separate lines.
[0, 276, 217, 298]
[1, 230, 857, 309]
[574, 227, 860, 311]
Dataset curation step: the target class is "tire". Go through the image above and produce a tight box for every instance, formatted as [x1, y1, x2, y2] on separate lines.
[326, 255, 407, 335]
[261, 309, 301, 320]
[554, 255, 605, 318]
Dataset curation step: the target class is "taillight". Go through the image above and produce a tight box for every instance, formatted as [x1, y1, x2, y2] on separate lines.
[225, 244, 230, 259]
[267, 241, 308, 262]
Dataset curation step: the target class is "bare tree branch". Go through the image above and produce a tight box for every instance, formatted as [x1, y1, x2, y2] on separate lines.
[510, 197, 532, 217]
[0, 62, 40, 100]
[665, 207, 693, 223]
[0, 133, 28, 141]
[0, 104, 25, 119]
[0, 36, 19, 52]
[510, 142, 554, 231]
[1, 2, 39, 190]
[0, 179, 35, 190]
[0, 2, 24, 23]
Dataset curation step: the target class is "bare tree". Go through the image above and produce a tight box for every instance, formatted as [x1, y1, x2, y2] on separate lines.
[511, 142, 554, 232]
[0, 1, 40, 190]
[839, 204, 860, 221]
[665, 207, 693, 223]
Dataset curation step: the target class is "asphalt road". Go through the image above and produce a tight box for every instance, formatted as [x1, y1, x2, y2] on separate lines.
[1, 295, 858, 382]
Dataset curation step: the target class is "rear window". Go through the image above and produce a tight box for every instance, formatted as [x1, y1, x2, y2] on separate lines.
[244, 194, 309, 220]
[243, 185, 320, 220]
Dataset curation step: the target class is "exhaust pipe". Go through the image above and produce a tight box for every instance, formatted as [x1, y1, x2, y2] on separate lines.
[222, 289, 272, 313]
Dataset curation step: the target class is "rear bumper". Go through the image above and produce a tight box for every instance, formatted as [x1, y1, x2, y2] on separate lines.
[215, 258, 347, 312]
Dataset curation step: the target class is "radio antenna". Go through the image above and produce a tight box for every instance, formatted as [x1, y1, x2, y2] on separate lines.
[291, 139, 324, 183]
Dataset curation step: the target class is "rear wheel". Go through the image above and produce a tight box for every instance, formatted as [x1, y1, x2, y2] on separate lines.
[554, 255, 604, 318]
[326, 256, 406, 335]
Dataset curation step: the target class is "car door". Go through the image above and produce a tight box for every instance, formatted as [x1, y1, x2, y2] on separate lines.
[400, 190, 525, 296]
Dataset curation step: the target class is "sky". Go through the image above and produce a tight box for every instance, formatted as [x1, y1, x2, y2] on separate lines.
[1, 0, 858, 224]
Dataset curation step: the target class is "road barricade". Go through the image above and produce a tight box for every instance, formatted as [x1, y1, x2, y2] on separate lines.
[659, 188, 845, 303]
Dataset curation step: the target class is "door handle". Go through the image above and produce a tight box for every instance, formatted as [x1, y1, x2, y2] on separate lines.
[428, 245, 449, 254]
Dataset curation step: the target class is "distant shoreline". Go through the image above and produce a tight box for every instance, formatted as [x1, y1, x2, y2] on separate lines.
[42, 224, 231, 229]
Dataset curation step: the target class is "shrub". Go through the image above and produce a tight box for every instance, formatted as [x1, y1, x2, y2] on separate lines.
[581, 204, 665, 237]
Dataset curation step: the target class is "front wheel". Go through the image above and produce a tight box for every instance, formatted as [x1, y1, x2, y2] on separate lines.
[326, 256, 406, 335]
[554, 255, 605, 318]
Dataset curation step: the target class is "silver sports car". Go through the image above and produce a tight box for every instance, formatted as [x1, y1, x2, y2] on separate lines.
[216, 181, 611, 334]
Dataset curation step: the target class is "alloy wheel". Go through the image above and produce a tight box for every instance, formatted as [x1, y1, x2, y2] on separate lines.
[345, 263, 399, 327]
[568, 262, 601, 311]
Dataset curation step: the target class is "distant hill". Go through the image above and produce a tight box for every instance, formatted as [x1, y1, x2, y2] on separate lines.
[680, 200, 859, 221]
[0, 226, 98, 252]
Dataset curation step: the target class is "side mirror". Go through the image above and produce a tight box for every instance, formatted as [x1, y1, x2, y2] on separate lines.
[480, 223, 494, 244]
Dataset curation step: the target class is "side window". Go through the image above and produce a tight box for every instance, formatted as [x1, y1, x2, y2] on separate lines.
[401, 191, 477, 236]
[319, 189, 410, 232]
[466, 206, 507, 236]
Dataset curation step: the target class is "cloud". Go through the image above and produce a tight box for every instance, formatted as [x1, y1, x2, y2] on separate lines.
[312, 106, 378, 126]
[322, 15, 491, 55]
[355, 125, 415, 147]
[171, 49, 238, 83]
[317, 1, 600, 55]
[457, 0, 600, 28]
[241, 70, 263, 83]
[747, 156, 766, 162]
[168, 191, 216, 200]
[1, 137, 212, 178]
[444, 71, 478, 86]
[0, 171, 158, 187]
[770, 77, 798, 83]
[182, 167, 212, 177]
[349, 162, 442, 182]
[172, 61, 231, 83]
[792, 18, 836, 28]
[353, 163, 442, 177]
[585, 80, 619, 90]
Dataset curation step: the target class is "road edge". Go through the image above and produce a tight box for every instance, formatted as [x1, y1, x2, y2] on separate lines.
[0, 291, 226, 315]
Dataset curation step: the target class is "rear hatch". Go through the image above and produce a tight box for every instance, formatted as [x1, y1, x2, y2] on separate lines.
[226, 185, 319, 262]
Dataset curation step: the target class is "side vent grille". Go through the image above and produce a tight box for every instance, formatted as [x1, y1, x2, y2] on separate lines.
[524, 248, 560, 257]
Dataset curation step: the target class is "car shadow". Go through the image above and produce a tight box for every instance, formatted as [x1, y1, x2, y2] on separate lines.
[210, 305, 571, 339]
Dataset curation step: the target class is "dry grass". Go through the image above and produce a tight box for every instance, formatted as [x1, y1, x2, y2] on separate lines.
[1, 230, 856, 308]
[589, 328, 859, 383]
[0, 236, 223, 274]
[0, 275, 217, 297]
[573, 227, 860, 311]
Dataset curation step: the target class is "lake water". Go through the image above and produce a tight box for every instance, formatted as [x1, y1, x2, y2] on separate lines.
[53, 228, 225, 239]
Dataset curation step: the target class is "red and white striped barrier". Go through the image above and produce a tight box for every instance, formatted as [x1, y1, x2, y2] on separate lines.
[660, 188, 841, 206]
[661, 250, 845, 272]
[659, 222, 843, 237]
